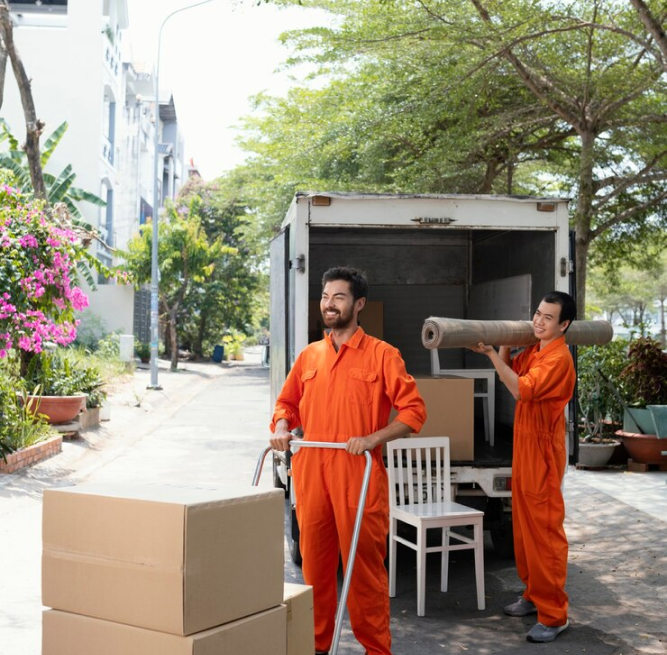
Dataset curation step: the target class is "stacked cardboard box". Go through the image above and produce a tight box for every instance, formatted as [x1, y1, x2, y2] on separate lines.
[284, 583, 314, 655]
[42, 483, 288, 655]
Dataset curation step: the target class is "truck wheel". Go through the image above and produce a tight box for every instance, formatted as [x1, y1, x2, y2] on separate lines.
[491, 525, 515, 559]
[289, 506, 302, 566]
[272, 455, 289, 498]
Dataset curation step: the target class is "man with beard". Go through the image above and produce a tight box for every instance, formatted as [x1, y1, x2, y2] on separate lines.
[270, 266, 426, 655]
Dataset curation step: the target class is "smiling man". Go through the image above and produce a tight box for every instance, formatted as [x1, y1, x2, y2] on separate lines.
[270, 266, 426, 655]
[469, 291, 576, 644]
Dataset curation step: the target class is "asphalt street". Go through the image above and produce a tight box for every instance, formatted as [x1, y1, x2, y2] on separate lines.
[0, 349, 665, 655]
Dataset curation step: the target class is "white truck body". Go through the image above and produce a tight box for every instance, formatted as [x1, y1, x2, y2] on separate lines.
[269, 192, 574, 557]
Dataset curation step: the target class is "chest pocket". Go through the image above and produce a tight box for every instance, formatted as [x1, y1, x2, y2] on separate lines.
[347, 368, 377, 405]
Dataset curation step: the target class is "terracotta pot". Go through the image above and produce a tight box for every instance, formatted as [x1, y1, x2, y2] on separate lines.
[615, 430, 667, 465]
[24, 394, 85, 425]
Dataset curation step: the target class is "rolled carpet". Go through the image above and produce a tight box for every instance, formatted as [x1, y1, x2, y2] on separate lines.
[421, 317, 613, 349]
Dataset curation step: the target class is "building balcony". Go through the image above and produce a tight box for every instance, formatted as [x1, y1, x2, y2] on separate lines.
[101, 135, 114, 166]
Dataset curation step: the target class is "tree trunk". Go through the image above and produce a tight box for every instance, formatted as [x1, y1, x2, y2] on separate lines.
[573, 130, 596, 319]
[0, 2, 46, 199]
[169, 310, 179, 372]
[195, 312, 207, 358]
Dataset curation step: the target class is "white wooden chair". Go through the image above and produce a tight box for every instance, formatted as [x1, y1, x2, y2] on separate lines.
[387, 436, 485, 616]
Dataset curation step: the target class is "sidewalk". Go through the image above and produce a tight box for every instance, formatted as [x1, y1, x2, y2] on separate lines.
[1, 352, 665, 655]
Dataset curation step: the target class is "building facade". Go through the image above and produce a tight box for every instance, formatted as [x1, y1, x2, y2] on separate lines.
[2, 0, 187, 344]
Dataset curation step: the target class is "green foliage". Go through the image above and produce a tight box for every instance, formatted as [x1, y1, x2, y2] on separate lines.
[577, 340, 629, 437]
[619, 337, 667, 407]
[134, 341, 151, 361]
[222, 329, 247, 358]
[0, 120, 106, 222]
[0, 366, 52, 453]
[21, 350, 106, 408]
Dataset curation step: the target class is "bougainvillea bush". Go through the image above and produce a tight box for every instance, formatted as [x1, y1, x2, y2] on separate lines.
[0, 185, 90, 367]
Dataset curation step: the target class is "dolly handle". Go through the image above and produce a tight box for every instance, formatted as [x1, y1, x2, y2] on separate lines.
[252, 440, 373, 655]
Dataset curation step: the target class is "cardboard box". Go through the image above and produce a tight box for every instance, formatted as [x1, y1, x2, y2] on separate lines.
[284, 583, 314, 655]
[391, 377, 474, 460]
[42, 606, 287, 655]
[42, 484, 284, 635]
[308, 300, 383, 342]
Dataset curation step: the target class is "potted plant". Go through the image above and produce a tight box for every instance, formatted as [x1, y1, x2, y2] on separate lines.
[135, 341, 151, 364]
[20, 351, 88, 424]
[222, 330, 246, 361]
[577, 341, 627, 468]
[614, 337, 667, 464]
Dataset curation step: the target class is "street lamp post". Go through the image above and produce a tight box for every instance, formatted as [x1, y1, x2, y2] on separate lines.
[149, 0, 218, 389]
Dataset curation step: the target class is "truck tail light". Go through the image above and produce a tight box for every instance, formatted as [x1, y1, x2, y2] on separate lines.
[493, 476, 512, 492]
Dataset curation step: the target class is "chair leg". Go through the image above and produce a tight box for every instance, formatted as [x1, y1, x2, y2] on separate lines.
[389, 519, 397, 598]
[474, 521, 485, 610]
[417, 526, 427, 617]
[440, 528, 450, 592]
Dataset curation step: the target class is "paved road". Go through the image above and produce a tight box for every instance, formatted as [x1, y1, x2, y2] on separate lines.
[1, 352, 665, 654]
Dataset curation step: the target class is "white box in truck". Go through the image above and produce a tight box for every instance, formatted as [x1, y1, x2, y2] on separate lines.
[269, 192, 574, 558]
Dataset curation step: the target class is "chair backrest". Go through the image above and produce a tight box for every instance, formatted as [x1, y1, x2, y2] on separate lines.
[387, 437, 452, 507]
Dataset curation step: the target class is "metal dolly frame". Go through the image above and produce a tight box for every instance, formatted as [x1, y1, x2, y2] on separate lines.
[253, 441, 373, 655]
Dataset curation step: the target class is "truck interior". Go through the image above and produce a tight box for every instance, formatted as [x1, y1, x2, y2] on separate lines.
[307, 225, 558, 466]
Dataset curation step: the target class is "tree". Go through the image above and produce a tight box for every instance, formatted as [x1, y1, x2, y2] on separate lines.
[121, 197, 233, 371]
[253, 0, 666, 316]
[0, 0, 46, 198]
[176, 173, 263, 357]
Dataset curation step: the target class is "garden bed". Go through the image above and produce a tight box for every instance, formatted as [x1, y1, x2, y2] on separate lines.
[0, 435, 62, 474]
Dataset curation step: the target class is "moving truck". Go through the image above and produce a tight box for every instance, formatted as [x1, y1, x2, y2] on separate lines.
[269, 192, 575, 560]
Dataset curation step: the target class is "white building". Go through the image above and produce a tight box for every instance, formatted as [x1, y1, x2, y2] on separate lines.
[2, 0, 187, 343]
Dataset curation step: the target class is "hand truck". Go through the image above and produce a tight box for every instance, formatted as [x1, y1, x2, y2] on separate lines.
[253, 441, 373, 655]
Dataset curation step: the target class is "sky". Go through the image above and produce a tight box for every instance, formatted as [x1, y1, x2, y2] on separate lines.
[124, 0, 327, 180]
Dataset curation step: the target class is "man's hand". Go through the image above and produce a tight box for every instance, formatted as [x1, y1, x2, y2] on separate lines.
[346, 435, 376, 456]
[468, 342, 495, 356]
[270, 431, 292, 451]
[270, 419, 292, 451]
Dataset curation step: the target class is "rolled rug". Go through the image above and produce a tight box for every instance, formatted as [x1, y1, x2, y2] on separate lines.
[421, 317, 613, 349]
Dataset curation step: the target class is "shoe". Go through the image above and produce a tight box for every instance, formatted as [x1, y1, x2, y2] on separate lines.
[504, 596, 537, 617]
[526, 621, 569, 643]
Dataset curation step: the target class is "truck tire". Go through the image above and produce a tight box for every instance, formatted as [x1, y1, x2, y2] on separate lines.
[289, 505, 302, 566]
[272, 455, 289, 498]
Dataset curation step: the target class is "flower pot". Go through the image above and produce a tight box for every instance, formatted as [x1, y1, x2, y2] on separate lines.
[24, 394, 85, 425]
[615, 430, 667, 465]
[622, 407, 655, 434]
[79, 406, 101, 430]
[577, 441, 619, 468]
[647, 405, 667, 438]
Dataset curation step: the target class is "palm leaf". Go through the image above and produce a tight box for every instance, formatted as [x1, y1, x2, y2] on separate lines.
[47, 164, 75, 204]
[41, 122, 68, 168]
[0, 154, 33, 191]
[69, 186, 106, 207]
[62, 196, 82, 220]
[0, 119, 19, 150]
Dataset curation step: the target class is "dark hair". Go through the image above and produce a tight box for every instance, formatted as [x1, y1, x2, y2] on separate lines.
[321, 266, 368, 301]
[542, 291, 576, 330]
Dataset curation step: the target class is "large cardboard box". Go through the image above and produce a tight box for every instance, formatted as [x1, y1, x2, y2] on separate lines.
[42, 606, 287, 655]
[283, 583, 314, 655]
[308, 300, 383, 342]
[42, 484, 284, 635]
[401, 377, 474, 461]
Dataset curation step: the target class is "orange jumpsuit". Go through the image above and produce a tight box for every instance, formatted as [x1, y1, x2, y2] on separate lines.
[271, 327, 426, 655]
[511, 335, 576, 627]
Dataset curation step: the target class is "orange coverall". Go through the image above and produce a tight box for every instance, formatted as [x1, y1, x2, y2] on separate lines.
[271, 327, 426, 655]
[511, 335, 576, 627]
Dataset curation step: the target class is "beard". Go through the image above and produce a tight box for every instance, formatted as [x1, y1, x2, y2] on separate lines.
[321, 306, 355, 330]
